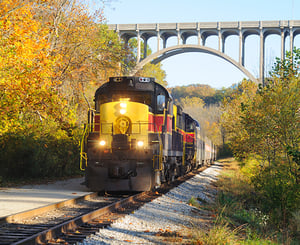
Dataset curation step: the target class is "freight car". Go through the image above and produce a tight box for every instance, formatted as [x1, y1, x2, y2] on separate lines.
[80, 76, 216, 191]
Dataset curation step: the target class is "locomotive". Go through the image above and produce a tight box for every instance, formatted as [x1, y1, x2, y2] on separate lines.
[80, 76, 216, 191]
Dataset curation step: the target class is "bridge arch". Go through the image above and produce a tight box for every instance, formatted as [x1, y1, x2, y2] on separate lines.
[130, 44, 259, 83]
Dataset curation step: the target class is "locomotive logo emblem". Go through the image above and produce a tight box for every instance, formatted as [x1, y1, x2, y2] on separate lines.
[115, 116, 131, 134]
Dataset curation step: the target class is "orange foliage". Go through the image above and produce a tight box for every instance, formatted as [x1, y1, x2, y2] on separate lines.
[0, 0, 67, 133]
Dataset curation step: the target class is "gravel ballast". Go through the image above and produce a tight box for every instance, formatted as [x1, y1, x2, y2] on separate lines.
[80, 163, 222, 244]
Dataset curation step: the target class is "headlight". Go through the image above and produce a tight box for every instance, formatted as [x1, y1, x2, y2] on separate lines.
[99, 140, 106, 146]
[120, 102, 127, 108]
[119, 102, 127, 114]
[137, 141, 144, 147]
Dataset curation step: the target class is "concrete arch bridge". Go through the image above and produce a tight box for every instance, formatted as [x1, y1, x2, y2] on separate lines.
[108, 20, 300, 84]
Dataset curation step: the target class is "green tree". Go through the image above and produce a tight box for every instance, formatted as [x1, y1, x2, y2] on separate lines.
[269, 47, 300, 80]
[221, 79, 258, 159]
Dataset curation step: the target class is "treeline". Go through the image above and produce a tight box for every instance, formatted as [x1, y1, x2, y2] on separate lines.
[169, 83, 235, 106]
[0, 0, 165, 183]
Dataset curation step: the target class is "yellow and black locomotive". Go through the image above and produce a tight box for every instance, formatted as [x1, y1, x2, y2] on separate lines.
[80, 76, 216, 191]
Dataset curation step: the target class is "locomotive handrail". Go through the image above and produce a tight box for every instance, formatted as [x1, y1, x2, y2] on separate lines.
[80, 123, 90, 171]
[80, 108, 99, 171]
[182, 140, 186, 166]
[99, 121, 155, 135]
[152, 123, 163, 171]
[80, 152, 88, 171]
[87, 108, 97, 131]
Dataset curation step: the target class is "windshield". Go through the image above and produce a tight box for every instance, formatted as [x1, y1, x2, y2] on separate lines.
[96, 91, 153, 110]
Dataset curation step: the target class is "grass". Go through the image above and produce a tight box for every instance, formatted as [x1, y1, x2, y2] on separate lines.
[191, 224, 237, 245]
[189, 157, 299, 245]
[188, 196, 202, 208]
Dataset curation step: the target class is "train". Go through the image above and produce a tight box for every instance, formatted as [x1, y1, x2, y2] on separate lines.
[80, 76, 216, 191]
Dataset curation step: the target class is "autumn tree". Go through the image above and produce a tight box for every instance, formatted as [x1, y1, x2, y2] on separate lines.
[0, 0, 80, 180]
[32, 0, 129, 123]
[170, 84, 217, 104]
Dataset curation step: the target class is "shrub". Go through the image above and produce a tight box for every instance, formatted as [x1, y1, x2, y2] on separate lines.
[0, 128, 81, 183]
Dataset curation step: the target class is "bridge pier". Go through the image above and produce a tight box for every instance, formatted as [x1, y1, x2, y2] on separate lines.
[290, 26, 294, 53]
[136, 29, 141, 62]
[239, 28, 245, 66]
[197, 23, 202, 46]
[259, 27, 265, 85]
[281, 28, 286, 60]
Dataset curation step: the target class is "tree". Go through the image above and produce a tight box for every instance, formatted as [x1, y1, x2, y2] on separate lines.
[169, 84, 228, 105]
[136, 63, 167, 87]
[269, 47, 300, 80]
[34, 0, 128, 123]
[221, 79, 258, 159]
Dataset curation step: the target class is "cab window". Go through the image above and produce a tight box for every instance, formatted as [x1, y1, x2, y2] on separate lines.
[157, 94, 165, 111]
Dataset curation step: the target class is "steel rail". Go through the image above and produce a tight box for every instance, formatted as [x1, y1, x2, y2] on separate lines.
[0, 192, 98, 224]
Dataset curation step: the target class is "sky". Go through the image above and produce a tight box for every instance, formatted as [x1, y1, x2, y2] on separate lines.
[88, 0, 300, 88]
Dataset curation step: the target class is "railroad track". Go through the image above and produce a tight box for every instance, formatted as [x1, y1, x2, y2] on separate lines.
[0, 166, 206, 245]
[0, 191, 152, 244]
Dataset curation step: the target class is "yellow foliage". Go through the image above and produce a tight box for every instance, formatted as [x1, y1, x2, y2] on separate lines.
[240, 157, 262, 182]
[0, 0, 66, 134]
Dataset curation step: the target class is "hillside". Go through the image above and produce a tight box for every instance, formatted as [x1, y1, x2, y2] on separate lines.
[168, 83, 237, 148]
[169, 83, 236, 106]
